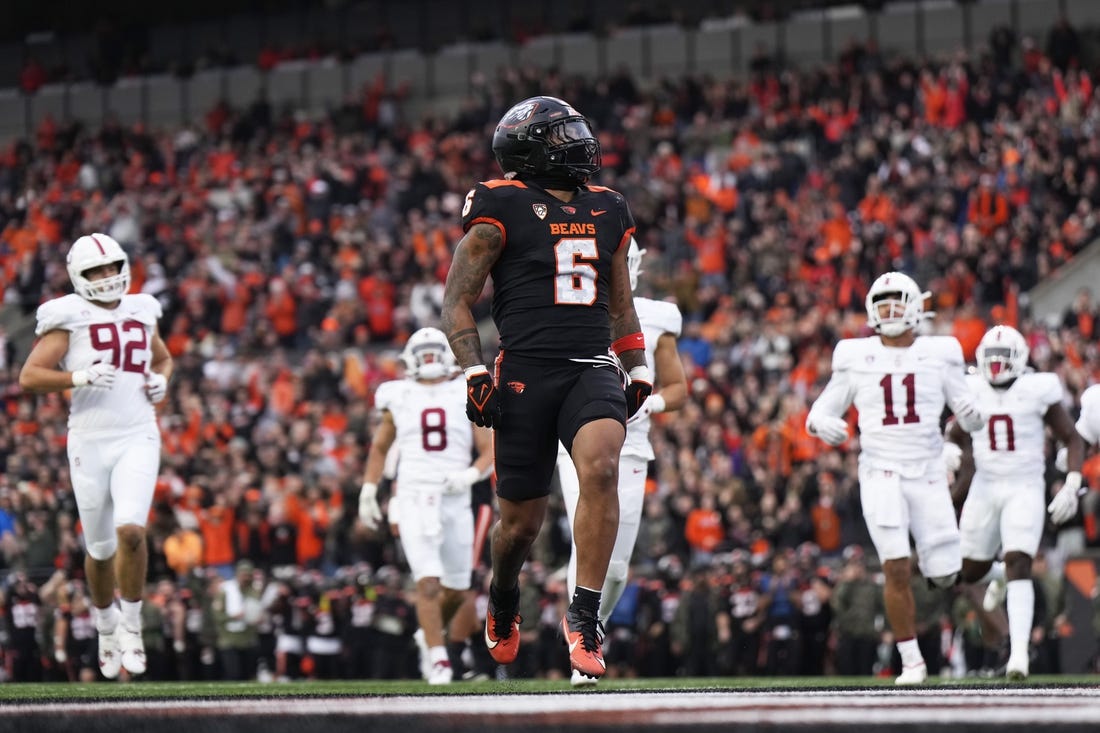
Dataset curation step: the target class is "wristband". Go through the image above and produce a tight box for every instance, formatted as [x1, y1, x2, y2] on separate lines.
[1066, 471, 1085, 496]
[71, 370, 89, 387]
[647, 393, 666, 414]
[627, 365, 652, 384]
[464, 365, 490, 379]
[611, 332, 645, 356]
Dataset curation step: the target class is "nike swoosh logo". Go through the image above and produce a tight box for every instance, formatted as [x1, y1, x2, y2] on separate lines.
[568, 639, 580, 653]
[485, 630, 499, 649]
[633, 468, 644, 474]
[591, 209, 606, 216]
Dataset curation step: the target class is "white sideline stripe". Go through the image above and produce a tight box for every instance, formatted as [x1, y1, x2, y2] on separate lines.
[1, 689, 1100, 721]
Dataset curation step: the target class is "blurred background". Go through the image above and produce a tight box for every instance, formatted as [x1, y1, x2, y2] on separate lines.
[1, 0, 1100, 685]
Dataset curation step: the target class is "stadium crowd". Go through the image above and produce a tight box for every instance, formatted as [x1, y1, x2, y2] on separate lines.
[2, 18, 1100, 682]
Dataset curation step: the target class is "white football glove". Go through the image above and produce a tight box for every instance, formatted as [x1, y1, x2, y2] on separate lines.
[1048, 472, 1083, 525]
[942, 441, 963, 472]
[627, 393, 666, 425]
[145, 373, 169, 403]
[443, 466, 481, 495]
[1055, 446, 1069, 473]
[954, 403, 986, 434]
[358, 482, 383, 530]
[71, 362, 117, 389]
[808, 415, 849, 446]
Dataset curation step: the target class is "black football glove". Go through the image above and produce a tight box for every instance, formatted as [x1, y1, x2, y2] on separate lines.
[465, 366, 501, 428]
[624, 366, 653, 419]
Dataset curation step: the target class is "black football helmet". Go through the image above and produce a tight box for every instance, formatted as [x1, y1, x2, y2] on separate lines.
[492, 96, 601, 184]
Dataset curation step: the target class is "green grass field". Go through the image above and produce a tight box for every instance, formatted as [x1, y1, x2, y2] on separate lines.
[0, 675, 1096, 701]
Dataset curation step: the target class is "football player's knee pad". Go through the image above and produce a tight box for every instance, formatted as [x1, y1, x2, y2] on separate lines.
[927, 572, 959, 589]
[86, 537, 118, 561]
[607, 559, 629, 583]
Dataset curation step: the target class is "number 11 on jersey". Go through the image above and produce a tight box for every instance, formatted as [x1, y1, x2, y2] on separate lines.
[880, 373, 920, 425]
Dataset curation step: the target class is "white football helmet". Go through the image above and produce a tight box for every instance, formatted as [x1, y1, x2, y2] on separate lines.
[66, 233, 130, 303]
[627, 237, 646, 291]
[976, 325, 1029, 385]
[401, 327, 456, 380]
[865, 272, 929, 337]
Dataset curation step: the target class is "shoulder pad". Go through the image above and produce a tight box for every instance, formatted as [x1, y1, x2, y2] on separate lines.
[123, 293, 163, 324]
[830, 339, 863, 371]
[35, 297, 78, 336]
[637, 298, 683, 337]
[373, 380, 401, 413]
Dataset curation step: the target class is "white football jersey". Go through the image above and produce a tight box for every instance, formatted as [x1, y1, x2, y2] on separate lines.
[1076, 384, 1100, 446]
[811, 335, 977, 467]
[622, 296, 682, 461]
[374, 376, 474, 489]
[966, 372, 1062, 480]
[35, 293, 162, 432]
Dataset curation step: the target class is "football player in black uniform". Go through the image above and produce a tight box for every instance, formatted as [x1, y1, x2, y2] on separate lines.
[441, 96, 651, 679]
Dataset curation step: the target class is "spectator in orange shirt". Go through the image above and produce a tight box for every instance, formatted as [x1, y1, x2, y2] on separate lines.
[968, 175, 1010, 237]
[684, 493, 725, 566]
[198, 501, 237, 578]
[164, 524, 204, 581]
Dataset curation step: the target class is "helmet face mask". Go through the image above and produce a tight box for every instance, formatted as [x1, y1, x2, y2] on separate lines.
[977, 325, 1029, 385]
[492, 96, 601, 185]
[401, 327, 456, 381]
[627, 237, 646, 291]
[864, 272, 927, 337]
[66, 234, 131, 303]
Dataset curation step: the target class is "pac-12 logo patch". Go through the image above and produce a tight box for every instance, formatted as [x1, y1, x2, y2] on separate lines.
[532, 203, 548, 220]
[507, 381, 526, 394]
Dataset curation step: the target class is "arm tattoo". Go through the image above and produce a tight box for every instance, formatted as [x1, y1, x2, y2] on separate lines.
[442, 222, 502, 368]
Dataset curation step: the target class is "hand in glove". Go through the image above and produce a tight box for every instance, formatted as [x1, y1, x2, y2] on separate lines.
[1048, 471, 1084, 525]
[942, 441, 963, 472]
[627, 393, 666, 425]
[1055, 446, 1069, 473]
[808, 415, 849, 446]
[624, 366, 653, 419]
[72, 362, 117, 389]
[359, 482, 383, 530]
[443, 466, 481, 495]
[145, 372, 168, 403]
[465, 366, 501, 428]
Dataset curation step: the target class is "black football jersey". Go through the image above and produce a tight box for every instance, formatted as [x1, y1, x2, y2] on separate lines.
[461, 179, 636, 359]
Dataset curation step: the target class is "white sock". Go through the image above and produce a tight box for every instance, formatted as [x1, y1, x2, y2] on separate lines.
[599, 576, 626, 627]
[94, 603, 119, 635]
[897, 637, 924, 668]
[120, 599, 142, 632]
[429, 645, 449, 665]
[1006, 579, 1034, 660]
[977, 561, 1005, 586]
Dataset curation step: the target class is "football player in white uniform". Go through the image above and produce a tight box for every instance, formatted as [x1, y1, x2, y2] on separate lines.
[945, 325, 1084, 680]
[557, 238, 687, 686]
[358, 328, 493, 684]
[806, 272, 985, 685]
[19, 233, 172, 680]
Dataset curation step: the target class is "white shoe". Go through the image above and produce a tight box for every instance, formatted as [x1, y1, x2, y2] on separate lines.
[571, 668, 599, 688]
[1006, 654, 1029, 681]
[895, 661, 928, 685]
[98, 628, 121, 679]
[118, 626, 146, 675]
[413, 629, 431, 681]
[983, 578, 1007, 612]
[428, 660, 453, 685]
